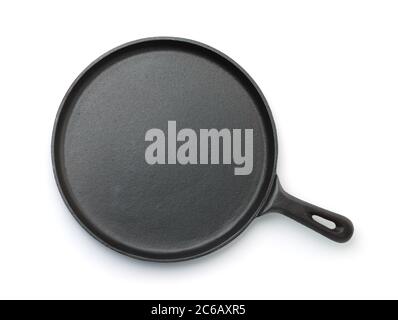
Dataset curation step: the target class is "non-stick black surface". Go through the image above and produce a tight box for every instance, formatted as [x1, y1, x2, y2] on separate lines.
[52, 38, 353, 261]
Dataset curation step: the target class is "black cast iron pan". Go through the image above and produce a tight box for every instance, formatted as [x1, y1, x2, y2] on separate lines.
[52, 37, 354, 262]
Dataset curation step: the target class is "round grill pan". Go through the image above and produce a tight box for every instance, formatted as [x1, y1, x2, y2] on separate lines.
[52, 38, 354, 261]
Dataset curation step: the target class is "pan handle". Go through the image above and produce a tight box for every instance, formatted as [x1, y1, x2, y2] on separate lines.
[260, 176, 354, 243]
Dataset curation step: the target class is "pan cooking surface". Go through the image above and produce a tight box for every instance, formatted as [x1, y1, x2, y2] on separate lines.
[52, 39, 277, 260]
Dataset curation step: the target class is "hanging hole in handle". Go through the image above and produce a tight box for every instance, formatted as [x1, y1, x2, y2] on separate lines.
[312, 215, 336, 230]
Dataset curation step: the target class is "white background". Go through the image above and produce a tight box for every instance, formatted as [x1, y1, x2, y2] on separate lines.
[1, 0, 397, 300]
